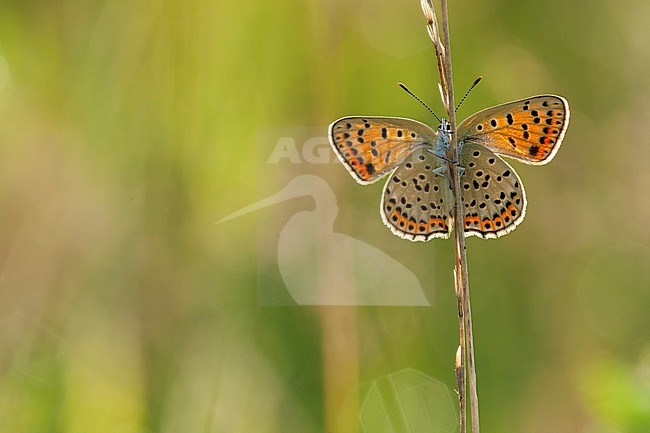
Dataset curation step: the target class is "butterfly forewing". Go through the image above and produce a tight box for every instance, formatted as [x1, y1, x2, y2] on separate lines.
[329, 117, 437, 184]
[381, 149, 454, 241]
[459, 143, 527, 239]
[457, 95, 569, 165]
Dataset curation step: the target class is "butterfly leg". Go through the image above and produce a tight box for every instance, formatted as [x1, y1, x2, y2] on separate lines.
[426, 148, 463, 179]
[427, 148, 458, 165]
[455, 141, 466, 175]
[432, 164, 448, 178]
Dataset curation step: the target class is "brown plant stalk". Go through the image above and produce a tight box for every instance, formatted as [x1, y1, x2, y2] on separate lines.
[420, 1, 480, 432]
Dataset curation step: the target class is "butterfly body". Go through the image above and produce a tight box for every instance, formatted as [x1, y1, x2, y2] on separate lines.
[329, 95, 569, 241]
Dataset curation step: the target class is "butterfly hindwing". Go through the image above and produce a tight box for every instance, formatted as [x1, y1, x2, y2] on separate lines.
[329, 117, 437, 184]
[380, 149, 454, 241]
[457, 95, 569, 165]
[459, 142, 527, 239]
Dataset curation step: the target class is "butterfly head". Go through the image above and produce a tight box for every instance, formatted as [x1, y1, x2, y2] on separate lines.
[438, 118, 452, 136]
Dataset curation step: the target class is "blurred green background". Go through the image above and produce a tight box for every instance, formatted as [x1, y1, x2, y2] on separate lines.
[0, 1, 649, 432]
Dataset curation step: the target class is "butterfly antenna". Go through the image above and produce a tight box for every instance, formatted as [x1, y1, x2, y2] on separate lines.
[398, 83, 442, 123]
[455, 75, 482, 112]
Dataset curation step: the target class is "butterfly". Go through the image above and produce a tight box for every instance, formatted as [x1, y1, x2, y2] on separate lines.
[328, 95, 570, 240]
